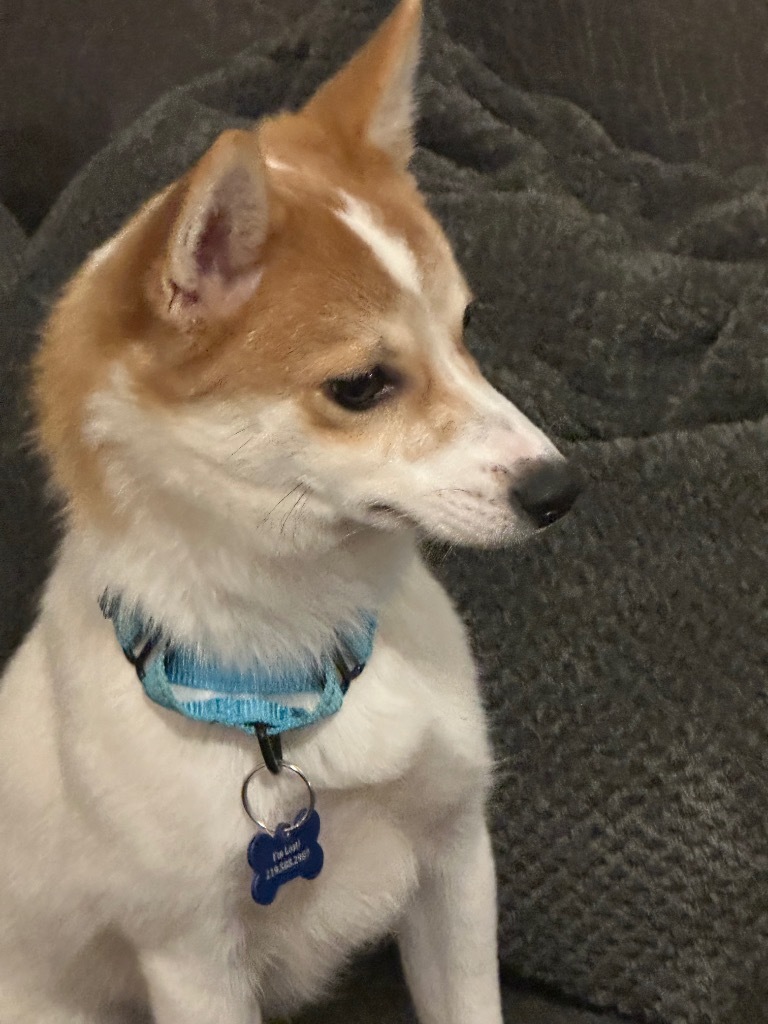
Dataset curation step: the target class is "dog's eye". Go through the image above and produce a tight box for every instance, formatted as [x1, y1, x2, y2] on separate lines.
[462, 303, 475, 330]
[325, 366, 399, 412]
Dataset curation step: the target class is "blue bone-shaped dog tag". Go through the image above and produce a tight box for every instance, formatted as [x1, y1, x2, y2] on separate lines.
[247, 809, 324, 905]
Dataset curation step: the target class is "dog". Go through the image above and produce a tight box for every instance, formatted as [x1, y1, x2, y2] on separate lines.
[0, 1, 581, 1021]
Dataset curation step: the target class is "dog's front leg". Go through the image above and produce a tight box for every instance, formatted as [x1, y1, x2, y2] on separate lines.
[398, 807, 504, 1024]
[141, 939, 261, 1024]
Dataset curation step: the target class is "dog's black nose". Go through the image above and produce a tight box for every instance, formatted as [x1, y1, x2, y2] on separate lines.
[511, 459, 583, 529]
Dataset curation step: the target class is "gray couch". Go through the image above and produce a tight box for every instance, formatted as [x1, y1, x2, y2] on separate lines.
[1, 3, 766, 1022]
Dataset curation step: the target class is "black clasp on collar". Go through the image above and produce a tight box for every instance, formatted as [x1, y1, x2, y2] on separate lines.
[332, 641, 366, 694]
[254, 724, 283, 775]
[100, 591, 166, 682]
[250, 641, 367, 775]
[128, 630, 165, 681]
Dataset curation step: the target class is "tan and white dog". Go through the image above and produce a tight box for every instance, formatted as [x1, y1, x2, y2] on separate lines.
[0, 2, 581, 1021]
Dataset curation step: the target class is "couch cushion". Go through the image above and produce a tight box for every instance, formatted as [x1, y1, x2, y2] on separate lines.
[0, 205, 25, 296]
[444, 0, 768, 171]
[4, 0, 768, 230]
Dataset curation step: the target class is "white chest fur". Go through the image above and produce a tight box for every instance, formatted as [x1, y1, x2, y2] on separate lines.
[0, 538, 494, 1019]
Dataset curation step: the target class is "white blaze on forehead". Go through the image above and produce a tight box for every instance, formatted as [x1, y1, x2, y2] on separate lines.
[265, 156, 297, 174]
[334, 191, 421, 294]
[432, 333, 560, 462]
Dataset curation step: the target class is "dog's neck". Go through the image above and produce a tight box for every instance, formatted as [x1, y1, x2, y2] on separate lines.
[61, 512, 416, 669]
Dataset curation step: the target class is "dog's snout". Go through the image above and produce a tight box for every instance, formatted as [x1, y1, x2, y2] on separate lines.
[511, 459, 583, 529]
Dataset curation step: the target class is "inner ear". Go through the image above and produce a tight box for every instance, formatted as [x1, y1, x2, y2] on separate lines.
[158, 130, 270, 327]
[191, 200, 238, 278]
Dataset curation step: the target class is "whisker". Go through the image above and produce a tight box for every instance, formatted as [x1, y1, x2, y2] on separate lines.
[227, 436, 255, 460]
[259, 483, 304, 528]
[432, 487, 477, 498]
[289, 490, 313, 539]
[435, 542, 456, 567]
[280, 486, 310, 535]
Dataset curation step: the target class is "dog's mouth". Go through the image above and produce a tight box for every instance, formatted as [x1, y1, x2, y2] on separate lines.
[364, 501, 420, 531]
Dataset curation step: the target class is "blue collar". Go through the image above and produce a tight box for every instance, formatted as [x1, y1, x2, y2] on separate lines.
[99, 593, 377, 741]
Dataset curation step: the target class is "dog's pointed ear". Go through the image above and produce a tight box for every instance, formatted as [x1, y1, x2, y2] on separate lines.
[303, 0, 422, 168]
[155, 129, 269, 327]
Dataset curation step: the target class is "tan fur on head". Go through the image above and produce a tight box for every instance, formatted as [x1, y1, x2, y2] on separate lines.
[34, 0, 561, 548]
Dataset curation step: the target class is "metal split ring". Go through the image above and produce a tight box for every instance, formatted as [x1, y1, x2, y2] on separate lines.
[241, 762, 316, 837]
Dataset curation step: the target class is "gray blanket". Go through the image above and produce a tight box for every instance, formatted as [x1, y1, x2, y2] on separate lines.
[1, 2, 766, 1022]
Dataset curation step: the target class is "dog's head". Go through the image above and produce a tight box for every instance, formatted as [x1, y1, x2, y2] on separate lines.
[35, 0, 580, 555]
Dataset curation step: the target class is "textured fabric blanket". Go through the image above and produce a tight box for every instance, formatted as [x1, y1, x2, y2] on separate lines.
[0, 2, 766, 1022]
